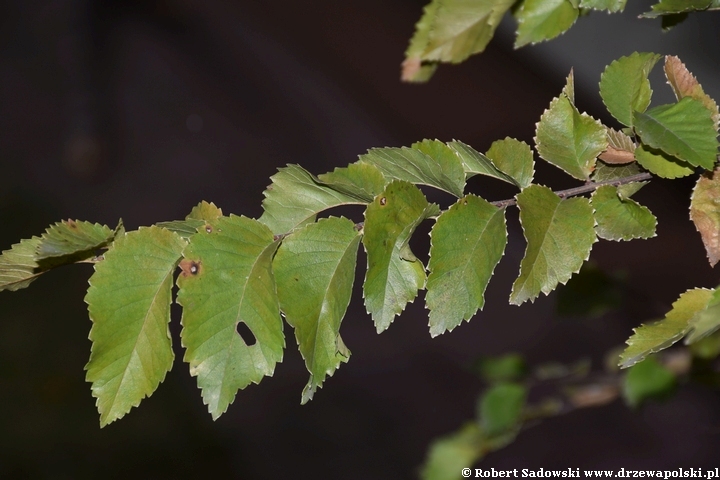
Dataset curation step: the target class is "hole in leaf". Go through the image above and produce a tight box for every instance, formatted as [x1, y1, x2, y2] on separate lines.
[236, 322, 256, 346]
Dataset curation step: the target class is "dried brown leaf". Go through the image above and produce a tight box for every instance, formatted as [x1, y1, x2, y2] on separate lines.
[599, 128, 636, 164]
[690, 167, 720, 266]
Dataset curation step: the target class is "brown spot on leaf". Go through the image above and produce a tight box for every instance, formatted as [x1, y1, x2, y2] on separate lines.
[205, 225, 213, 233]
[179, 259, 201, 277]
[379, 196, 386, 206]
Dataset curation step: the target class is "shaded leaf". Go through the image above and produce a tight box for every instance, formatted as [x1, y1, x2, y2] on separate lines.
[664, 55, 719, 130]
[515, 0, 579, 48]
[426, 195, 507, 336]
[535, 94, 607, 180]
[420, 423, 485, 480]
[633, 97, 718, 170]
[640, 0, 712, 17]
[0, 237, 43, 292]
[686, 287, 720, 343]
[485, 138, 534, 188]
[478, 383, 526, 437]
[690, 168, 720, 266]
[317, 162, 386, 202]
[634, 144, 694, 179]
[591, 185, 656, 241]
[273, 217, 361, 403]
[579, 0, 627, 12]
[447, 140, 516, 185]
[85, 227, 186, 426]
[619, 288, 712, 368]
[155, 219, 206, 239]
[599, 52, 661, 127]
[36, 219, 119, 261]
[510, 185, 596, 305]
[592, 160, 642, 182]
[363, 181, 432, 332]
[599, 128, 636, 164]
[259, 165, 366, 234]
[474, 354, 527, 383]
[360, 145, 465, 197]
[177, 215, 284, 419]
[187, 201, 223, 221]
[557, 262, 623, 318]
[622, 357, 676, 407]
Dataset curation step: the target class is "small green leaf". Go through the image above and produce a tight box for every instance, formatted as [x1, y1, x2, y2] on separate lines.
[446, 140, 516, 185]
[485, 138, 534, 188]
[510, 185, 596, 305]
[478, 383, 526, 437]
[85, 227, 186, 426]
[619, 288, 713, 368]
[317, 162, 386, 202]
[360, 145, 465, 197]
[579, 0, 627, 12]
[592, 160, 642, 182]
[633, 97, 718, 170]
[186, 201, 223, 221]
[686, 287, 720, 343]
[259, 165, 366, 234]
[690, 169, 720, 266]
[177, 215, 284, 419]
[622, 357, 676, 408]
[535, 94, 607, 180]
[515, 0, 579, 48]
[36, 219, 119, 261]
[475, 354, 527, 383]
[273, 217, 361, 403]
[599, 52, 661, 127]
[591, 185, 656, 241]
[363, 181, 432, 332]
[640, 0, 712, 18]
[634, 144, 694, 179]
[426, 195, 507, 336]
[0, 237, 43, 292]
[420, 423, 485, 480]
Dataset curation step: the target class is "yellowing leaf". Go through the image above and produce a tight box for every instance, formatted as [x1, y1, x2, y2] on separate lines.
[177, 215, 284, 419]
[273, 217, 361, 403]
[85, 227, 186, 426]
[426, 195, 507, 336]
[691, 168, 720, 266]
[510, 185, 596, 305]
[599, 128, 636, 165]
[186, 201, 223, 221]
[664, 55, 719, 130]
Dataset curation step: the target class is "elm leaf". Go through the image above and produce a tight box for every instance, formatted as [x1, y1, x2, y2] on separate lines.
[427, 195, 507, 336]
[579, 0, 627, 12]
[177, 215, 284, 419]
[634, 144, 694, 179]
[664, 55, 719, 130]
[447, 140, 516, 185]
[691, 168, 720, 266]
[510, 185, 596, 305]
[599, 52, 661, 127]
[591, 185, 656, 241]
[317, 162, 386, 203]
[36, 219, 119, 261]
[485, 138, 534, 188]
[515, 0, 579, 48]
[273, 217, 361, 403]
[85, 226, 186, 426]
[640, 0, 713, 18]
[686, 287, 720, 343]
[0, 237, 43, 292]
[187, 201, 223, 221]
[599, 128, 636, 165]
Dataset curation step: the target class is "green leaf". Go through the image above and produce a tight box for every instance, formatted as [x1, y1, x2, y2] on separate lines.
[689, 330, 720, 359]
[478, 383, 526, 437]
[446, 140, 516, 185]
[591, 185, 656, 241]
[619, 288, 712, 368]
[259, 165, 366, 234]
[273, 217, 361, 403]
[360, 145, 465, 197]
[420, 423, 485, 480]
[686, 287, 720, 343]
[426, 195, 507, 336]
[411, 139, 468, 195]
[154, 219, 206, 239]
[35, 219, 119, 261]
[634, 144, 694, 179]
[633, 97, 718, 170]
[599, 52, 661, 127]
[592, 160, 642, 182]
[485, 138, 534, 188]
[640, 0, 712, 17]
[622, 357, 676, 408]
[363, 181, 432, 332]
[510, 185, 596, 305]
[186, 201, 223, 221]
[0, 237, 43, 292]
[316, 162, 386, 203]
[535, 94, 607, 180]
[579, 0, 627, 12]
[177, 215, 284, 419]
[85, 227, 186, 426]
[474, 354, 527, 383]
[515, 0, 579, 48]
[691, 169, 720, 266]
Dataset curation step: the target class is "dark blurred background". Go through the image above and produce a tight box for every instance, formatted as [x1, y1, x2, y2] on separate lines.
[1, 1, 720, 478]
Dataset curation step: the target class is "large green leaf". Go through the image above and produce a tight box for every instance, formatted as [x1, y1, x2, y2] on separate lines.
[259, 165, 366, 234]
[640, 0, 712, 17]
[360, 145, 465, 197]
[591, 185, 656, 241]
[535, 93, 607, 181]
[619, 288, 712, 368]
[363, 181, 432, 332]
[36, 219, 119, 261]
[633, 97, 718, 170]
[599, 52, 661, 127]
[634, 144, 694, 179]
[691, 169, 720, 266]
[426, 195, 507, 336]
[515, 0, 579, 48]
[485, 138, 534, 188]
[510, 185, 596, 305]
[177, 215, 284, 419]
[316, 162, 386, 203]
[478, 383, 526, 437]
[686, 287, 720, 343]
[85, 227, 186, 426]
[579, 0, 627, 12]
[273, 217, 361, 403]
[0, 237, 43, 292]
[446, 140, 516, 185]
